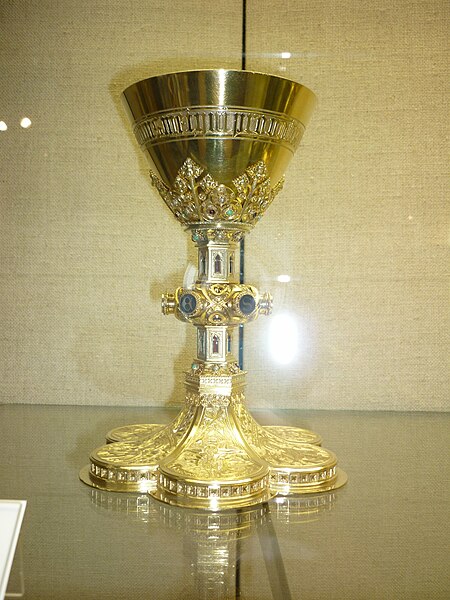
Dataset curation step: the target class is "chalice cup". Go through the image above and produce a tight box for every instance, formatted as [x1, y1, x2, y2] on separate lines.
[80, 69, 347, 509]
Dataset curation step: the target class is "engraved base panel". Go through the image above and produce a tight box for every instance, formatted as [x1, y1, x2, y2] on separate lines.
[106, 423, 166, 444]
[106, 422, 322, 446]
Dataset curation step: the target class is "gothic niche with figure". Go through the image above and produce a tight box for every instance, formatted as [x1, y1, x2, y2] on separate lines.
[229, 253, 234, 275]
[199, 251, 206, 276]
[212, 333, 220, 355]
[198, 329, 206, 359]
[214, 253, 223, 275]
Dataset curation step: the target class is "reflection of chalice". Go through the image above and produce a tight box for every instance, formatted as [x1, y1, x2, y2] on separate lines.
[87, 488, 338, 598]
[80, 70, 347, 509]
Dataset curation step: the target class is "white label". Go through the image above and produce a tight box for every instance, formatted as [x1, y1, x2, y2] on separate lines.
[0, 501, 26, 600]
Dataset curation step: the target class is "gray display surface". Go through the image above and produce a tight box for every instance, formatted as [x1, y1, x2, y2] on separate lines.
[1, 404, 449, 599]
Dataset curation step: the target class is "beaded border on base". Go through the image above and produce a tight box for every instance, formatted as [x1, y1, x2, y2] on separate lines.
[89, 462, 157, 485]
[157, 473, 268, 500]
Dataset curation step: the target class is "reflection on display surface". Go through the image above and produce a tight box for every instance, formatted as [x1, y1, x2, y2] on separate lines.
[88, 488, 337, 527]
[87, 488, 337, 599]
[1, 405, 448, 598]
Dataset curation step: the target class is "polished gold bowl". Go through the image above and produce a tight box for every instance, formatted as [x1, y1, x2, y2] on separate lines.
[122, 69, 316, 198]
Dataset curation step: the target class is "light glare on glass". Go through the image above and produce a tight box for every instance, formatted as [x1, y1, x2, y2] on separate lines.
[277, 274, 291, 283]
[20, 117, 32, 129]
[269, 313, 299, 365]
[281, 52, 291, 59]
[0, 121, 7, 131]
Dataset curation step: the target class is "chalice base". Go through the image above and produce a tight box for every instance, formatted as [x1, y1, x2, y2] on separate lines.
[80, 399, 347, 509]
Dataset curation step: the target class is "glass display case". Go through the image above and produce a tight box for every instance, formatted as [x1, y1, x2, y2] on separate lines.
[1, 1, 448, 598]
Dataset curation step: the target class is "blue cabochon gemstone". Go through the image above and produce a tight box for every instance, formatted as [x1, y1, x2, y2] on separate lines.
[180, 293, 197, 314]
[239, 294, 256, 315]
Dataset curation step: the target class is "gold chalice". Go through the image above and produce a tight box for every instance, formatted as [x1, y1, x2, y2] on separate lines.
[80, 69, 347, 509]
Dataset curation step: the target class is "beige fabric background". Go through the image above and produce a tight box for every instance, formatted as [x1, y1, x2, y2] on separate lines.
[0, 0, 448, 410]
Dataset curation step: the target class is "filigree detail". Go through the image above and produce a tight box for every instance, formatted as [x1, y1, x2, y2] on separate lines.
[190, 227, 246, 244]
[149, 158, 284, 226]
[188, 361, 242, 377]
[186, 392, 230, 408]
